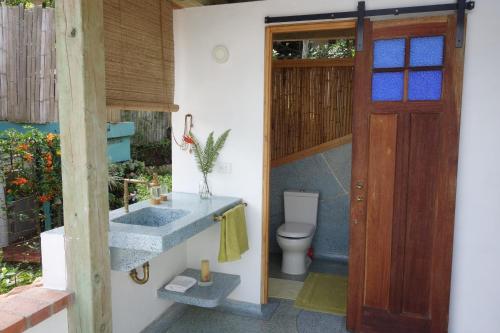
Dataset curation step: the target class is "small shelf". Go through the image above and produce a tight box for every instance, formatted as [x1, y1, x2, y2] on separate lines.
[157, 269, 241, 308]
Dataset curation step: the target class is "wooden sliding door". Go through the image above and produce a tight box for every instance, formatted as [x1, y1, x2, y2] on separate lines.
[347, 16, 464, 333]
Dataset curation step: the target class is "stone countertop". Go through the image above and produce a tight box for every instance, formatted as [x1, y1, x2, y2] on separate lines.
[108, 192, 242, 271]
[44, 193, 243, 271]
[109, 192, 242, 253]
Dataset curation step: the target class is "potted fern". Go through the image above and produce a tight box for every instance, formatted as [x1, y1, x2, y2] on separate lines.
[188, 130, 230, 199]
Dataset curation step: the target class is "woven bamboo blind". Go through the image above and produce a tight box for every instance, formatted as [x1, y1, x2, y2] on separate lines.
[103, 0, 178, 113]
[271, 59, 354, 165]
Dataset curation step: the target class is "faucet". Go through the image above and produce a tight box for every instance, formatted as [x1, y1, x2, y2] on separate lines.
[123, 178, 150, 213]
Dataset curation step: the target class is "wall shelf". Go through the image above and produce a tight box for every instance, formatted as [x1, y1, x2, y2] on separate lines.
[157, 269, 241, 308]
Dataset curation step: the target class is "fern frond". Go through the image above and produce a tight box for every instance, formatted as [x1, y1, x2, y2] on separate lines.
[190, 130, 230, 176]
[214, 129, 230, 154]
[190, 133, 207, 174]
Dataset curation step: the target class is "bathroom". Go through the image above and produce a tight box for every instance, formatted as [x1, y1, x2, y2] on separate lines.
[266, 30, 354, 314]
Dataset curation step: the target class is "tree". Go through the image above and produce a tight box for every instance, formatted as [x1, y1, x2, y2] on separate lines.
[1, 0, 54, 8]
[273, 39, 355, 60]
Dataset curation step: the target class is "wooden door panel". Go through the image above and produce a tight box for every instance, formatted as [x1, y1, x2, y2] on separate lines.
[402, 113, 441, 317]
[348, 15, 465, 333]
[364, 114, 398, 309]
[362, 307, 430, 333]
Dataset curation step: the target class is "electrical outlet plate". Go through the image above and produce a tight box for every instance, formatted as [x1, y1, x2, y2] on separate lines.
[215, 162, 232, 174]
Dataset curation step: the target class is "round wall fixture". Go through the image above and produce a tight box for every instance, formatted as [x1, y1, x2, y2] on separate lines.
[212, 45, 229, 64]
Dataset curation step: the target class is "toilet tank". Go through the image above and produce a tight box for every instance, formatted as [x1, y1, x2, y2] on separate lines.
[284, 191, 319, 225]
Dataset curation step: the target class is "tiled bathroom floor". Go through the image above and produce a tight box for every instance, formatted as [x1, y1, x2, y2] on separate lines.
[164, 299, 350, 333]
[156, 257, 350, 333]
[268, 253, 348, 282]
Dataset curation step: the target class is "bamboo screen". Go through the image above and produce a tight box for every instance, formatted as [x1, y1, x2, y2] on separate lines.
[271, 59, 354, 165]
[103, 0, 178, 113]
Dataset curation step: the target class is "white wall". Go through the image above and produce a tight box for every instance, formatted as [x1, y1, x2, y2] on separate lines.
[173, 0, 500, 331]
[41, 230, 187, 333]
[449, 0, 500, 331]
[110, 244, 186, 333]
[26, 309, 68, 333]
[173, 2, 268, 304]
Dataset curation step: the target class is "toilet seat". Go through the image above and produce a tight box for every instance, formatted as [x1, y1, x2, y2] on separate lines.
[277, 222, 315, 239]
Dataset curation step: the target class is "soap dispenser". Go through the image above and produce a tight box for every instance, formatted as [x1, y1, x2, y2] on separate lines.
[150, 174, 161, 205]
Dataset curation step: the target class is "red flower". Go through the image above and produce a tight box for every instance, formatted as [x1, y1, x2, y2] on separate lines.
[11, 177, 28, 186]
[46, 133, 57, 145]
[23, 153, 34, 162]
[38, 194, 53, 203]
[183, 135, 194, 144]
[44, 153, 53, 168]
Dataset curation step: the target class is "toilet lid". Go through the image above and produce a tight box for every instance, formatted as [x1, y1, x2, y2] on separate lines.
[277, 222, 315, 238]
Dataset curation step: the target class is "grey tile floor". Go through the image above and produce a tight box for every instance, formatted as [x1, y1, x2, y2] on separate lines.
[268, 253, 349, 282]
[159, 257, 351, 333]
[165, 299, 350, 333]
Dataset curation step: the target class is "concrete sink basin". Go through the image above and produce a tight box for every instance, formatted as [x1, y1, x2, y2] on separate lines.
[111, 207, 189, 227]
[107, 193, 243, 271]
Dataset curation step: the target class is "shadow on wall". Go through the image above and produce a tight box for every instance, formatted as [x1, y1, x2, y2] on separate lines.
[269, 143, 352, 261]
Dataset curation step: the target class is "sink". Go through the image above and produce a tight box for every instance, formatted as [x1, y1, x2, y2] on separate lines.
[112, 207, 189, 227]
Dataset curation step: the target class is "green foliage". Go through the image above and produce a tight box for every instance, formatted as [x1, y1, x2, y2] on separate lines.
[273, 39, 355, 60]
[0, 127, 62, 229]
[0, 252, 42, 295]
[131, 139, 171, 166]
[107, 160, 172, 209]
[3, 0, 54, 8]
[108, 160, 147, 209]
[307, 39, 356, 59]
[136, 174, 172, 202]
[191, 130, 230, 177]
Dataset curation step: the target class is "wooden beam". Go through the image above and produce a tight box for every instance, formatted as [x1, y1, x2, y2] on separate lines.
[106, 101, 180, 113]
[272, 58, 355, 68]
[273, 28, 355, 42]
[56, 0, 112, 332]
[271, 135, 352, 168]
[171, 0, 206, 8]
[261, 25, 273, 305]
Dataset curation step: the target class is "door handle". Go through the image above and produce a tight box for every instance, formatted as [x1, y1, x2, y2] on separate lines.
[355, 181, 364, 189]
[356, 195, 364, 202]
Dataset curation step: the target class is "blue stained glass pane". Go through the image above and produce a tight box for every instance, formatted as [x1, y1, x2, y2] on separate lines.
[372, 72, 404, 101]
[410, 36, 444, 67]
[408, 71, 442, 101]
[373, 38, 406, 68]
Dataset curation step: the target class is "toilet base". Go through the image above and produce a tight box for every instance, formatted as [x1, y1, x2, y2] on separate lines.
[281, 252, 311, 275]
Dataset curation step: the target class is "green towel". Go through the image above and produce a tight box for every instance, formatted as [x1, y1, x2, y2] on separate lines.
[218, 204, 249, 263]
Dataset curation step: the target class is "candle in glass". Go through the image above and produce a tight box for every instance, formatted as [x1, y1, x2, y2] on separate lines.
[200, 260, 210, 282]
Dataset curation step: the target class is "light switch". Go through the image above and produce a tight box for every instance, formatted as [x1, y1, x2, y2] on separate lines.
[215, 162, 232, 174]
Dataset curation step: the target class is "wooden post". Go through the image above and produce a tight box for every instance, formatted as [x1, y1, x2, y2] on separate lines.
[55, 0, 112, 332]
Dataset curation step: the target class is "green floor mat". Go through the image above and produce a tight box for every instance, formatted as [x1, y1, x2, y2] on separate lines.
[269, 278, 304, 300]
[294, 273, 347, 316]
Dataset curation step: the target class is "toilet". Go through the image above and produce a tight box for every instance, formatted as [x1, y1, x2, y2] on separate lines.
[276, 191, 319, 275]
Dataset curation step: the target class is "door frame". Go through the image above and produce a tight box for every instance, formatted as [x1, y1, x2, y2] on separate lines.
[261, 19, 357, 304]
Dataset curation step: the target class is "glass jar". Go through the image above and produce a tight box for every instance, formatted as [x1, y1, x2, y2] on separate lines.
[199, 176, 211, 199]
[160, 184, 169, 201]
[149, 174, 161, 204]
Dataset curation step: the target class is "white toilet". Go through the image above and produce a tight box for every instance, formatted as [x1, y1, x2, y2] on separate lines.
[276, 191, 319, 275]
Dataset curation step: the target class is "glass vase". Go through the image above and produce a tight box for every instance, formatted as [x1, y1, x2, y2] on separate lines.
[199, 175, 212, 199]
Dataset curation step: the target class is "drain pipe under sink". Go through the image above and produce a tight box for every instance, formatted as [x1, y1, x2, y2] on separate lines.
[129, 262, 150, 285]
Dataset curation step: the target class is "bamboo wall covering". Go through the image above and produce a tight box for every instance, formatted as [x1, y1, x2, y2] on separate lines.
[0, 5, 57, 123]
[103, 0, 178, 113]
[271, 58, 354, 166]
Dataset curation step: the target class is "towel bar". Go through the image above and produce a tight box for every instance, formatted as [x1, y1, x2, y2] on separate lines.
[213, 202, 247, 222]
